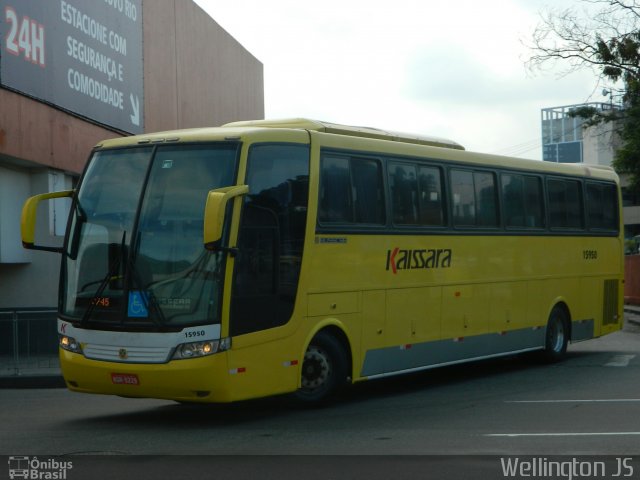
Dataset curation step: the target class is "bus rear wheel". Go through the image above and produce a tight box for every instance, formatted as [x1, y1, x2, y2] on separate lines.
[295, 331, 348, 404]
[541, 306, 569, 362]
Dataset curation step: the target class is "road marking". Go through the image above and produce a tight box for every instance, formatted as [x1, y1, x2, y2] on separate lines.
[605, 354, 636, 367]
[486, 432, 640, 438]
[505, 399, 640, 403]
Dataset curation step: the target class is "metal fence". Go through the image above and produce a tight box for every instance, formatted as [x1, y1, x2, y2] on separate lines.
[0, 309, 59, 377]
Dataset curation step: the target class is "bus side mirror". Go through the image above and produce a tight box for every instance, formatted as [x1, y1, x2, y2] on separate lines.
[21, 190, 74, 253]
[203, 185, 249, 249]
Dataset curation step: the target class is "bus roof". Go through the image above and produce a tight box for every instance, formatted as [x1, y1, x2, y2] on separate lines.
[93, 119, 618, 183]
[223, 118, 466, 150]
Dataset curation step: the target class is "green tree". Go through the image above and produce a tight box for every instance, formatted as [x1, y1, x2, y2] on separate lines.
[528, 0, 640, 188]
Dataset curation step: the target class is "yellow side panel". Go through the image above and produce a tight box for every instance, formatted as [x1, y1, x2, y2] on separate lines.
[441, 284, 490, 338]
[544, 278, 581, 317]
[308, 291, 359, 317]
[489, 282, 528, 332]
[385, 287, 442, 345]
[361, 290, 386, 351]
[226, 337, 299, 402]
[526, 280, 547, 328]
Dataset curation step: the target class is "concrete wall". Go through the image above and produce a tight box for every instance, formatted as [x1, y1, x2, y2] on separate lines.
[0, 89, 117, 174]
[143, 0, 264, 132]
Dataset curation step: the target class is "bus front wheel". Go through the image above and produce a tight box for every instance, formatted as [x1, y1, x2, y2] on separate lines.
[296, 331, 348, 404]
[542, 306, 569, 362]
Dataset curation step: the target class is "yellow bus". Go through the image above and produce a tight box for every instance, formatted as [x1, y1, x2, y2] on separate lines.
[21, 118, 624, 404]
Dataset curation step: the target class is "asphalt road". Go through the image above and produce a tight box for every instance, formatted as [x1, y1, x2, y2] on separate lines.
[2, 321, 639, 457]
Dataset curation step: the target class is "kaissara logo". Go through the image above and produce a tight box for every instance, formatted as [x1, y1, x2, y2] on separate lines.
[385, 247, 452, 274]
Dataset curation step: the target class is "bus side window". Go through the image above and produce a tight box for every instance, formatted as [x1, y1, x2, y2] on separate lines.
[474, 171, 498, 227]
[389, 162, 419, 225]
[524, 176, 544, 228]
[548, 178, 584, 229]
[351, 157, 385, 224]
[319, 156, 352, 223]
[417, 165, 445, 226]
[502, 173, 544, 229]
[388, 162, 445, 227]
[319, 154, 385, 225]
[451, 169, 498, 228]
[502, 174, 525, 227]
[586, 182, 618, 231]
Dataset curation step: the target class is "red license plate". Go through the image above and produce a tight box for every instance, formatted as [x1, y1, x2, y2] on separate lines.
[111, 373, 140, 385]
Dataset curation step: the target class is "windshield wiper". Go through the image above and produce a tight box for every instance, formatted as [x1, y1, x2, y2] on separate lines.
[125, 247, 167, 329]
[80, 231, 126, 327]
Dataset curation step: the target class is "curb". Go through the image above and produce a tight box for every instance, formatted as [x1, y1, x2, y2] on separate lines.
[0, 374, 65, 389]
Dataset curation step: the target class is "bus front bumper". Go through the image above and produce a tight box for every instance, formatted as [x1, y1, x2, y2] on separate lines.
[59, 349, 233, 403]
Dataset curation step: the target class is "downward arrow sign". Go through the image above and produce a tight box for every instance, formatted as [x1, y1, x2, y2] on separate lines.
[130, 94, 140, 126]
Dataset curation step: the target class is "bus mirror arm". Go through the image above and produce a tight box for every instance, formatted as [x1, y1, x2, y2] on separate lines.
[21, 190, 74, 253]
[204, 243, 239, 257]
[203, 185, 249, 247]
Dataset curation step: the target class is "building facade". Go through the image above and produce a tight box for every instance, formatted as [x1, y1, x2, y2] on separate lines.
[541, 103, 619, 164]
[0, 0, 264, 311]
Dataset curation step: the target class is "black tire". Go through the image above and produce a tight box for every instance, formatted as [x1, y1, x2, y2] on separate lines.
[295, 331, 348, 404]
[541, 306, 569, 362]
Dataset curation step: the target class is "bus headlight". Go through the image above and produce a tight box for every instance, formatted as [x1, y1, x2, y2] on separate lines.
[59, 334, 83, 354]
[172, 337, 231, 360]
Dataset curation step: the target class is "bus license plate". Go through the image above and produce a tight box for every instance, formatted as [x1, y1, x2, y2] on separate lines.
[111, 373, 140, 386]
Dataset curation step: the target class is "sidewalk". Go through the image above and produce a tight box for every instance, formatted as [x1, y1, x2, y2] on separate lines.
[0, 354, 64, 388]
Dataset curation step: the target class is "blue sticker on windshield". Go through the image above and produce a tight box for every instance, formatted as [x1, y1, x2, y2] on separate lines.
[128, 291, 149, 318]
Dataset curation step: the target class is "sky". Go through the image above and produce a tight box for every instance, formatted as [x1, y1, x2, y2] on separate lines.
[193, 0, 611, 160]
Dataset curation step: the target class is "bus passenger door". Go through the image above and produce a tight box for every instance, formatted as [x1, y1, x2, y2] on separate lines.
[229, 143, 310, 338]
[230, 205, 281, 335]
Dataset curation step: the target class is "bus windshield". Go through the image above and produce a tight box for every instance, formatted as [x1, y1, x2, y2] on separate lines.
[62, 143, 239, 329]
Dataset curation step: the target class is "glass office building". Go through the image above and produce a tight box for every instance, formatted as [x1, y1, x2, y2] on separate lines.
[541, 103, 616, 163]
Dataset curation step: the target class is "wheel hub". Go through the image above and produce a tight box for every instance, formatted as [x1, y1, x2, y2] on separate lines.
[301, 346, 331, 390]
